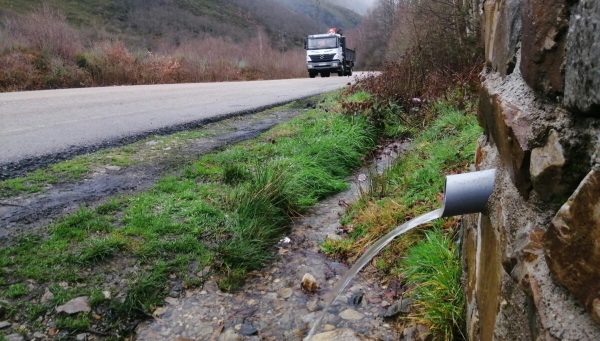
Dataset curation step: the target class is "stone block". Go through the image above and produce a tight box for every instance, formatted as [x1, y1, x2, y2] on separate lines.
[530, 130, 567, 197]
[545, 168, 600, 323]
[482, 0, 522, 76]
[520, 0, 570, 95]
[478, 86, 532, 195]
[564, 0, 600, 115]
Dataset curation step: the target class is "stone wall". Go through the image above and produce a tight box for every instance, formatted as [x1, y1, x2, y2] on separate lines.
[463, 1, 600, 340]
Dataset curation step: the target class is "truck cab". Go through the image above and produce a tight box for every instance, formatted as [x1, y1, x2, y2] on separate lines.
[305, 28, 355, 78]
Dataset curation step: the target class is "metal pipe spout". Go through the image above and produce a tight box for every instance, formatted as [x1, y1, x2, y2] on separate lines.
[441, 169, 496, 217]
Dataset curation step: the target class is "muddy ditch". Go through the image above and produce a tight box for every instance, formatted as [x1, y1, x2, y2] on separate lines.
[0, 106, 309, 240]
[136, 141, 408, 341]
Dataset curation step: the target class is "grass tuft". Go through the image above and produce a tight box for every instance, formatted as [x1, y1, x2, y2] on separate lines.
[75, 235, 127, 264]
[402, 230, 464, 340]
[5, 283, 28, 298]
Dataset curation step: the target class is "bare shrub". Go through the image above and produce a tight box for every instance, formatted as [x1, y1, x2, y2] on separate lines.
[351, 0, 483, 108]
[80, 41, 139, 86]
[0, 4, 307, 91]
[4, 4, 82, 60]
[0, 51, 41, 91]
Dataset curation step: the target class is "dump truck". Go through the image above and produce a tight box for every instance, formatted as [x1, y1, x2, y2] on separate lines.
[304, 28, 355, 78]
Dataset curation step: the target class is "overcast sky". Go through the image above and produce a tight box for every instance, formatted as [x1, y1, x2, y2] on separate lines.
[328, 0, 377, 14]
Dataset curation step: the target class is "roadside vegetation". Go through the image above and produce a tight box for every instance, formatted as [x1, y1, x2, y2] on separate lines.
[317, 0, 484, 338]
[0, 93, 379, 338]
[0, 104, 302, 199]
[323, 94, 480, 339]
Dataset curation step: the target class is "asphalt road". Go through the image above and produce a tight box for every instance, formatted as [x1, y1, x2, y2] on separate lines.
[0, 74, 365, 168]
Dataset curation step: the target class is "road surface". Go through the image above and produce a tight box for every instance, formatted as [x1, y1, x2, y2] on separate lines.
[0, 74, 366, 171]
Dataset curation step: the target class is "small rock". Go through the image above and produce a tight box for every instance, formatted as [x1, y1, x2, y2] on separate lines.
[301, 273, 318, 293]
[153, 307, 167, 317]
[383, 298, 413, 318]
[0, 321, 11, 329]
[219, 329, 241, 341]
[367, 295, 381, 304]
[234, 324, 242, 331]
[75, 333, 88, 341]
[278, 287, 293, 299]
[311, 328, 361, 341]
[323, 324, 336, 332]
[348, 291, 364, 307]
[306, 299, 320, 312]
[56, 296, 91, 314]
[168, 282, 183, 297]
[105, 165, 121, 171]
[326, 233, 342, 241]
[58, 282, 69, 288]
[102, 290, 111, 299]
[246, 299, 257, 305]
[239, 322, 258, 336]
[530, 130, 567, 196]
[32, 332, 45, 339]
[6, 334, 24, 341]
[164, 297, 178, 305]
[146, 140, 159, 146]
[339, 308, 364, 320]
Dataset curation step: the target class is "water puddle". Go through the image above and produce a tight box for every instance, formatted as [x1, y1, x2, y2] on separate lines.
[136, 141, 408, 341]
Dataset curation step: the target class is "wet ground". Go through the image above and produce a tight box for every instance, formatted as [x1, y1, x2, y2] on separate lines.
[136, 142, 407, 341]
[0, 109, 301, 240]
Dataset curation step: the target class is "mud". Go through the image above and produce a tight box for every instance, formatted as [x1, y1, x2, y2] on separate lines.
[136, 141, 408, 341]
[0, 109, 302, 240]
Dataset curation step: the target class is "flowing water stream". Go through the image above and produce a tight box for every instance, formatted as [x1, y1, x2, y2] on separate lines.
[306, 208, 445, 339]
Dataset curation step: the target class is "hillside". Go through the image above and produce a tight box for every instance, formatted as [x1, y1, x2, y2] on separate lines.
[0, 0, 362, 91]
[0, 0, 362, 49]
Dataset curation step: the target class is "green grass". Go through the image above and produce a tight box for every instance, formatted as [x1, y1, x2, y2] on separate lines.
[55, 315, 91, 332]
[0, 93, 377, 337]
[5, 283, 28, 298]
[402, 230, 464, 340]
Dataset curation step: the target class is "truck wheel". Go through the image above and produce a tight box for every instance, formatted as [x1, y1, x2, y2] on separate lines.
[337, 67, 344, 76]
[309, 71, 317, 78]
[347, 68, 353, 76]
[321, 72, 331, 77]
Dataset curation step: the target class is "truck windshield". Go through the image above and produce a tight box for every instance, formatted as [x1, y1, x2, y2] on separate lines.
[307, 37, 338, 50]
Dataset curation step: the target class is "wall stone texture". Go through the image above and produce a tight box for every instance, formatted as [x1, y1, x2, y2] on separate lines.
[520, 0, 571, 96]
[463, 1, 600, 340]
[564, 0, 600, 115]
